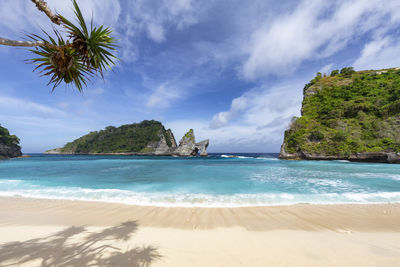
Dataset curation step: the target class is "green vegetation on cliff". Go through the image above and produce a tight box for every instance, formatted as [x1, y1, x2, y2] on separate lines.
[283, 67, 400, 158]
[183, 129, 195, 142]
[0, 125, 20, 146]
[59, 120, 173, 153]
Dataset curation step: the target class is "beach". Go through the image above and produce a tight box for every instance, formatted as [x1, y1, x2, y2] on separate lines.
[0, 197, 399, 266]
[2, 0, 400, 266]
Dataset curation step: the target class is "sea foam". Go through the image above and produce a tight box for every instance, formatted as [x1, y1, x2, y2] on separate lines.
[1, 182, 400, 207]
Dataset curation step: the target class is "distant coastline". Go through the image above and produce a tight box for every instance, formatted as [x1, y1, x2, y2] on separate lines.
[46, 120, 210, 157]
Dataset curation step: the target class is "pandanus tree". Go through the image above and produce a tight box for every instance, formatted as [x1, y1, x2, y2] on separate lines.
[0, 0, 117, 91]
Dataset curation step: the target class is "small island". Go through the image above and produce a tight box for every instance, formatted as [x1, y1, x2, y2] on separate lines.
[45, 120, 209, 157]
[280, 67, 400, 163]
[0, 125, 22, 159]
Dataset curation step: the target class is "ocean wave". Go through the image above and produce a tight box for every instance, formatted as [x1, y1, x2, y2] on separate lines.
[256, 157, 279, 160]
[220, 155, 252, 159]
[101, 165, 135, 172]
[353, 172, 400, 181]
[306, 178, 348, 188]
[0, 179, 23, 185]
[220, 155, 277, 160]
[1, 185, 400, 207]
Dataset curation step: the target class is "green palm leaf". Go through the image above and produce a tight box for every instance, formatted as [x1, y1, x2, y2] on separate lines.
[59, 0, 117, 76]
[28, 30, 93, 92]
[26, 0, 117, 92]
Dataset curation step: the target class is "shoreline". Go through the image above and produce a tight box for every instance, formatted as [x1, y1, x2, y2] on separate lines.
[23, 152, 400, 165]
[1, 196, 400, 231]
[1, 197, 400, 266]
[1, 190, 400, 208]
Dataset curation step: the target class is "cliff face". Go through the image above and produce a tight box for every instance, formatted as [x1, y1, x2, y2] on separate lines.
[46, 121, 209, 157]
[280, 67, 400, 163]
[149, 128, 177, 155]
[173, 129, 209, 157]
[0, 125, 22, 159]
[0, 143, 22, 159]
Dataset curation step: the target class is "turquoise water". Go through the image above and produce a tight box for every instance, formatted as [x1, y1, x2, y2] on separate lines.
[1, 153, 400, 207]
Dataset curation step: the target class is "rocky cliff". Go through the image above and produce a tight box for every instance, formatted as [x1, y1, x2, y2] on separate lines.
[152, 129, 177, 155]
[280, 67, 400, 163]
[173, 129, 209, 157]
[46, 121, 209, 157]
[0, 125, 22, 159]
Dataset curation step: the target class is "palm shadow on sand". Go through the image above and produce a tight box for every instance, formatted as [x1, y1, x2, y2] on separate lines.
[0, 221, 161, 267]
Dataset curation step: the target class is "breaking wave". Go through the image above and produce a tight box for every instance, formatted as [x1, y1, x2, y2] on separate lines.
[1, 180, 400, 207]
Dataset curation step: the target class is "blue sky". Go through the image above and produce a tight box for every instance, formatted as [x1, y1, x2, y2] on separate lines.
[1, 0, 400, 153]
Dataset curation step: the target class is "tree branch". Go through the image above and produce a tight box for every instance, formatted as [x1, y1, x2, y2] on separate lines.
[31, 0, 61, 25]
[0, 37, 75, 50]
[0, 37, 44, 47]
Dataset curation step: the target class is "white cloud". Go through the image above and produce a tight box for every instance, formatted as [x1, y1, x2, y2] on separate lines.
[211, 82, 302, 130]
[210, 97, 249, 128]
[0, 95, 67, 119]
[123, 0, 199, 43]
[319, 63, 334, 76]
[0, 94, 104, 152]
[166, 81, 304, 152]
[146, 23, 166, 43]
[241, 0, 400, 80]
[56, 102, 70, 109]
[146, 84, 183, 108]
[353, 36, 400, 70]
[116, 14, 139, 63]
[111, 0, 201, 63]
[86, 87, 105, 96]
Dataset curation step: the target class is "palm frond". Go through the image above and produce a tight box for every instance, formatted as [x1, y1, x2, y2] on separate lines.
[25, 0, 117, 92]
[59, 0, 117, 76]
[28, 30, 93, 92]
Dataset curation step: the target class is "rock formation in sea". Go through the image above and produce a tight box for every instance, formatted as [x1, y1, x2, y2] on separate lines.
[45, 120, 209, 157]
[173, 129, 209, 157]
[279, 67, 400, 163]
[0, 125, 22, 159]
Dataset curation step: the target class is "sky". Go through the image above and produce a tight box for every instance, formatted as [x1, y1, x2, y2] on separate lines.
[1, 0, 400, 153]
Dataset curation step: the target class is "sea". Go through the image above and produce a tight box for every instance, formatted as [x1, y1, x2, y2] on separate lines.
[0, 153, 400, 207]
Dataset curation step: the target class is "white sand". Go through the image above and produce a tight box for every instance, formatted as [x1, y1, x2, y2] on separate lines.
[0, 197, 399, 266]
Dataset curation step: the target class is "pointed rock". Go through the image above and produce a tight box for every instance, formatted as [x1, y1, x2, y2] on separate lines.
[173, 129, 210, 157]
[174, 129, 196, 156]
